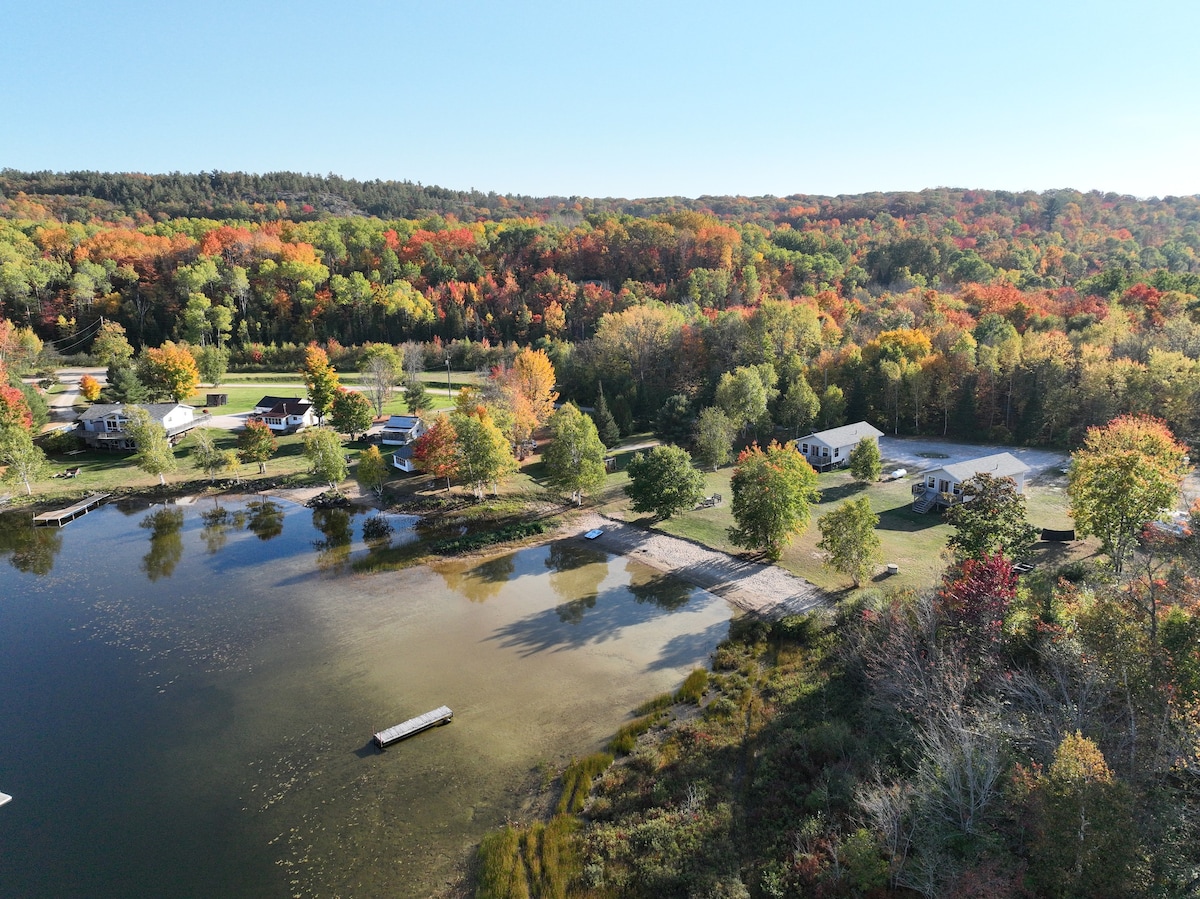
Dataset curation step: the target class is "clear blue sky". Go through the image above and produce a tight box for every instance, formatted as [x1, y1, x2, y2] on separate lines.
[5, 0, 1199, 200]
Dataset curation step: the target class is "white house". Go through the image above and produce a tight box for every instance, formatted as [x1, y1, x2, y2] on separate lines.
[76, 403, 204, 451]
[382, 415, 426, 472]
[380, 414, 426, 446]
[795, 421, 884, 471]
[911, 452, 1031, 513]
[255, 398, 315, 433]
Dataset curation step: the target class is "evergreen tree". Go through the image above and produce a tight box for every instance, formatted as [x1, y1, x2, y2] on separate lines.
[655, 394, 693, 445]
[404, 379, 430, 415]
[592, 384, 621, 448]
[105, 363, 149, 404]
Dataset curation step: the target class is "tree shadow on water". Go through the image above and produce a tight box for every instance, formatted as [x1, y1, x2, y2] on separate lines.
[488, 580, 702, 657]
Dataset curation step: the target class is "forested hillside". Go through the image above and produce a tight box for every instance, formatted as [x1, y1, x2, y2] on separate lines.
[3, 172, 1200, 448]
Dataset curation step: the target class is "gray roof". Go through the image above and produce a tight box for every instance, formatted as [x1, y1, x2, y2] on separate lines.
[799, 421, 884, 448]
[78, 403, 189, 424]
[384, 415, 421, 429]
[925, 452, 1031, 482]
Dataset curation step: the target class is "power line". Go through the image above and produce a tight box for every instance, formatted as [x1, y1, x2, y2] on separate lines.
[45, 316, 105, 355]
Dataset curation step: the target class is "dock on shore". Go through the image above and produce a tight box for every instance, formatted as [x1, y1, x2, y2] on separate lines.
[34, 493, 112, 527]
[373, 706, 453, 749]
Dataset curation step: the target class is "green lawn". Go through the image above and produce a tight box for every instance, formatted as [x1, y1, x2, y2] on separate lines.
[595, 456, 1087, 598]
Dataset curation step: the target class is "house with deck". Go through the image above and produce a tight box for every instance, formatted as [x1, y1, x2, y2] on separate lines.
[911, 452, 1031, 513]
[795, 421, 884, 472]
[252, 398, 315, 433]
[77, 403, 206, 451]
[382, 415, 426, 472]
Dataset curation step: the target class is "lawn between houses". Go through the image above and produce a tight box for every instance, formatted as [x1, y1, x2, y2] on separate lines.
[16, 410, 1092, 600]
[593, 454, 1094, 596]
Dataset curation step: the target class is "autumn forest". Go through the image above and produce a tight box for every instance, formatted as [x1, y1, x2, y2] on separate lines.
[5, 170, 1200, 898]
[3, 171, 1200, 451]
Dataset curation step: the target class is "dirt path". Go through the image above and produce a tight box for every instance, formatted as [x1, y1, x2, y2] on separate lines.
[562, 512, 830, 620]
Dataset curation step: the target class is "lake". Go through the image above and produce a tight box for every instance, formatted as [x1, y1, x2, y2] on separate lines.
[0, 496, 734, 897]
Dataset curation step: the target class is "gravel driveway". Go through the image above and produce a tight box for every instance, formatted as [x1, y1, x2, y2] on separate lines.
[877, 436, 1070, 480]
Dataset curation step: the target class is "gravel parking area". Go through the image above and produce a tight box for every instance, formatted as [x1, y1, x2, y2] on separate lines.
[877, 436, 1070, 480]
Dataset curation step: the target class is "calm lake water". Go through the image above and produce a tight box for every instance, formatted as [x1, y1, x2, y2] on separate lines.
[0, 496, 734, 897]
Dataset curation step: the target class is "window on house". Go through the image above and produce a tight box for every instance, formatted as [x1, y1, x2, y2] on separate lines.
[834, 448, 840, 458]
[801, 443, 809, 454]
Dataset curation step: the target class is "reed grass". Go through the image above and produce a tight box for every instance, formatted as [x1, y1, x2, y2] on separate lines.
[557, 753, 614, 815]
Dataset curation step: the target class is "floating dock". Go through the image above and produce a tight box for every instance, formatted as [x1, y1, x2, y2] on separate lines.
[373, 706, 453, 748]
[33, 493, 112, 527]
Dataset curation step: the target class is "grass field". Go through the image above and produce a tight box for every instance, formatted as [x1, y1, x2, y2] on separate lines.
[594, 457, 1094, 597]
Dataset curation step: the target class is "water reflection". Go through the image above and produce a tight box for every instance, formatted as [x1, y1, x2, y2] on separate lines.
[245, 499, 284, 541]
[199, 501, 235, 555]
[311, 507, 354, 571]
[546, 542, 608, 624]
[0, 514, 63, 575]
[626, 561, 694, 610]
[438, 553, 517, 602]
[139, 507, 185, 581]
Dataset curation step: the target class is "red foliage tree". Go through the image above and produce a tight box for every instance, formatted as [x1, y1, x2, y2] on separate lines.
[937, 552, 1018, 647]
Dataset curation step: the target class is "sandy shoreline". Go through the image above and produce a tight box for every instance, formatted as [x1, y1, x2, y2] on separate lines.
[559, 512, 831, 619]
[181, 484, 832, 620]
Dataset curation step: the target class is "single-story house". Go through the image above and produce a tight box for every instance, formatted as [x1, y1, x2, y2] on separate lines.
[254, 399, 315, 433]
[382, 415, 426, 472]
[911, 452, 1031, 513]
[251, 396, 301, 415]
[77, 403, 207, 451]
[795, 421, 884, 471]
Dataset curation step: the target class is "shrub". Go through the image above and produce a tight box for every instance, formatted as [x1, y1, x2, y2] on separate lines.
[676, 669, 709, 704]
[362, 515, 394, 542]
[607, 714, 659, 756]
[430, 520, 551, 555]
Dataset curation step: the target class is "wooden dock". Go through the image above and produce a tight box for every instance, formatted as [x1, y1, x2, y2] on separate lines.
[33, 493, 112, 527]
[373, 706, 453, 748]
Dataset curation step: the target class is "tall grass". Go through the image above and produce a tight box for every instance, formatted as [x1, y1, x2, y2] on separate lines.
[475, 816, 583, 899]
[557, 753, 614, 815]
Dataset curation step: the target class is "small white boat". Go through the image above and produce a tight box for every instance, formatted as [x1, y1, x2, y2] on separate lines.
[0, 792, 12, 807]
